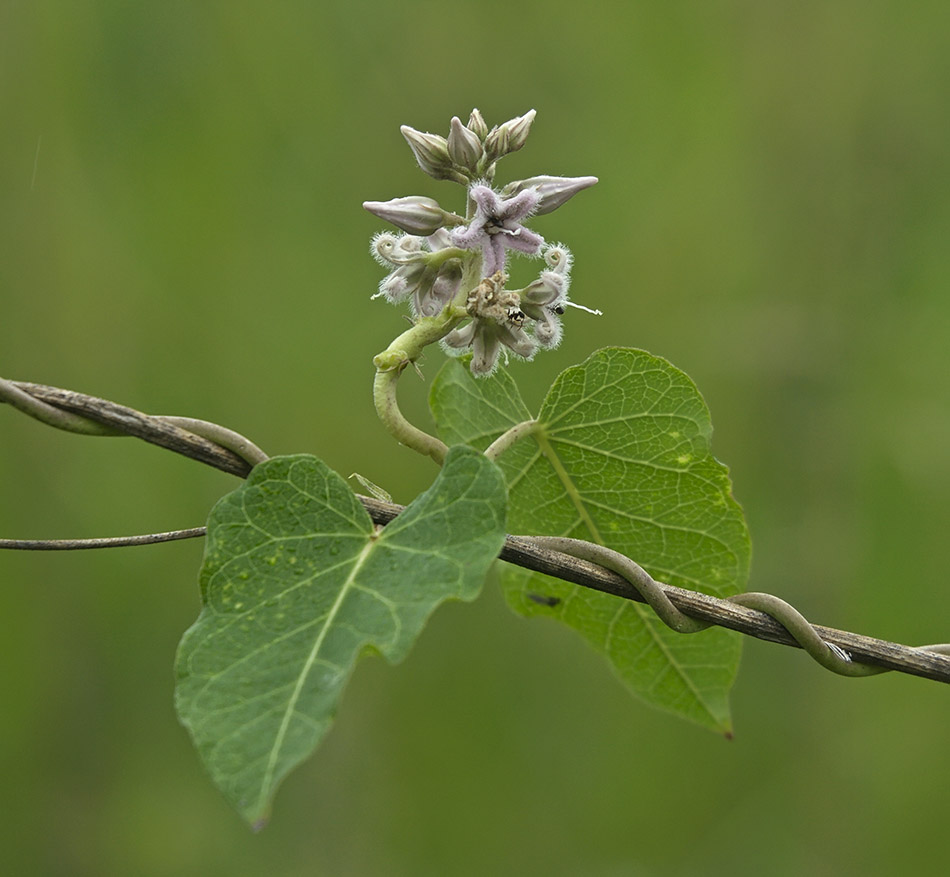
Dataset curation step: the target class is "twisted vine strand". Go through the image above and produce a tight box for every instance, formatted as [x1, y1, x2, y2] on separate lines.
[499, 535, 950, 683]
[3, 380, 950, 684]
[529, 537, 950, 677]
[1, 380, 260, 475]
[0, 376, 121, 435]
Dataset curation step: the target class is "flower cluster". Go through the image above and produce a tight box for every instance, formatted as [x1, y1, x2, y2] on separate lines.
[364, 109, 599, 376]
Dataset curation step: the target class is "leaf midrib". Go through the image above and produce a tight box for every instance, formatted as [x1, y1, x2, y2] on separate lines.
[255, 536, 377, 817]
[529, 428, 724, 728]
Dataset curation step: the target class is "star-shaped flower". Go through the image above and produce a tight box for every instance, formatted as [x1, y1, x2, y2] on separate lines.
[451, 184, 544, 277]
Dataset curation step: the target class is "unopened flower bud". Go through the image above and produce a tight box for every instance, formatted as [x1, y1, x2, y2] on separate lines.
[501, 175, 598, 216]
[522, 273, 568, 306]
[447, 116, 484, 175]
[497, 109, 536, 154]
[400, 125, 462, 181]
[467, 108, 488, 141]
[363, 196, 455, 235]
[483, 126, 510, 164]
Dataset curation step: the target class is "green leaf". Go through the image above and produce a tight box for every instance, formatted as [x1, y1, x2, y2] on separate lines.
[429, 355, 532, 450]
[429, 358, 541, 490]
[175, 446, 507, 827]
[431, 349, 750, 732]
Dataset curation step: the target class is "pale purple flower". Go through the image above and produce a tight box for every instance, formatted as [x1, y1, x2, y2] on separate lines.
[451, 184, 544, 277]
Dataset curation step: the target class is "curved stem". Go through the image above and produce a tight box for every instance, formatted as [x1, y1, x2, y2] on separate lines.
[727, 592, 887, 677]
[160, 416, 269, 467]
[484, 419, 538, 461]
[530, 536, 708, 633]
[371, 254, 484, 464]
[529, 536, 950, 677]
[373, 368, 448, 464]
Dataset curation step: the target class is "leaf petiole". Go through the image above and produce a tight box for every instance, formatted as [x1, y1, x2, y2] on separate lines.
[483, 418, 538, 461]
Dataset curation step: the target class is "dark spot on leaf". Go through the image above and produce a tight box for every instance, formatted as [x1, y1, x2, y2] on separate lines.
[527, 592, 561, 607]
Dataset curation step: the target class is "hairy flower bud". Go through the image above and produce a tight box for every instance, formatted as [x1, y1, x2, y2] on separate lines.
[400, 125, 463, 181]
[501, 175, 598, 216]
[498, 109, 536, 153]
[447, 116, 484, 176]
[483, 126, 509, 164]
[522, 273, 568, 306]
[363, 196, 458, 236]
[467, 108, 488, 141]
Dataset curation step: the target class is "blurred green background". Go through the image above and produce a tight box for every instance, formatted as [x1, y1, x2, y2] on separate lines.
[2, 1, 949, 874]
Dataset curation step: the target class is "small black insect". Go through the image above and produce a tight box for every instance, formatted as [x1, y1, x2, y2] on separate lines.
[526, 592, 561, 607]
[507, 306, 526, 326]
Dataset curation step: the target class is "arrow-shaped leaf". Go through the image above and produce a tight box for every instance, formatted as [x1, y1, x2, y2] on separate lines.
[175, 446, 507, 827]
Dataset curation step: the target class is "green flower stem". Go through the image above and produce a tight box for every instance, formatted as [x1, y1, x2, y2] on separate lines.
[373, 309, 466, 465]
[373, 257, 481, 464]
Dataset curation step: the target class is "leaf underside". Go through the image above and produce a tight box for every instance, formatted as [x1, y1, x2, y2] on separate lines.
[430, 348, 751, 732]
[175, 447, 507, 827]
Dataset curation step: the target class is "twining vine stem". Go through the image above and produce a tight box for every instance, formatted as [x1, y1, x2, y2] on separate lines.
[3, 378, 950, 684]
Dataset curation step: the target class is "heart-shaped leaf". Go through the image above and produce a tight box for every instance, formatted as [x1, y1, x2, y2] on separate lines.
[431, 349, 750, 732]
[175, 446, 507, 826]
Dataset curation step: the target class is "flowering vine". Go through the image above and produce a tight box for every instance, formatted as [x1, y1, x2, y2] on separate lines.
[365, 109, 600, 461]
